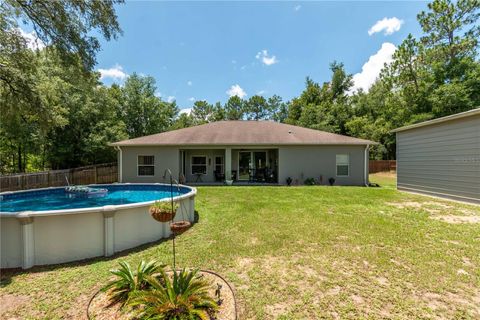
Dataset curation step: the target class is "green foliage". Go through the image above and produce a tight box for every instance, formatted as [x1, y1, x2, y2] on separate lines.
[191, 100, 214, 125]
[150, 201, 179, 212]
[304, 178, 316, 185]
[121, 73, 178, 138]
[290, 0, 480, 159]
[129, 268, 218, 320]
[102, 260, 164, 307]
[0, 0, 122, 122]
[1, 0, 479, 172]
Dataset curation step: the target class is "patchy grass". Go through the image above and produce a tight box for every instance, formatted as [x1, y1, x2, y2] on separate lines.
[1, 174, 479, 319]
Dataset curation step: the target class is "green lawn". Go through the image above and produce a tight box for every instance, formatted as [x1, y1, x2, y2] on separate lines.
[1, 173, 480, 319]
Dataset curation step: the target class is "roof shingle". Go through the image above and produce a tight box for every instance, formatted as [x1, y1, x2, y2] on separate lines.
[110, 121, 376, 146]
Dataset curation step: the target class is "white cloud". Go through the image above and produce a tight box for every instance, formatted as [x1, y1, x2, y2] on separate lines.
[187, 80, 193, 86]
[256, 50, 278, 66]
[155, 91, 162, 98]
[98, 64, 127, 81]
[351, 42, 397, 92]
[17, 28, 45, 50]
[167, 96, 176, 103]
[257, 90, 266, 95]
[368, 17, 404, 36]
[294, 5, 302, 11]
[188, 97, 195, 102]
[226, 84, 247, 98]
[180, 108, 192, 115]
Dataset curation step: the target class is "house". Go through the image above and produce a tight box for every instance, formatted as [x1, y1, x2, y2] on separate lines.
[110, 121, 376, 185]
[393, 108, 480, 204]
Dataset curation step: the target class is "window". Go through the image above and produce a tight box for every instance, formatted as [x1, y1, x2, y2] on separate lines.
[191, 156, 207, 174]
[214, 156, 224, 174]
[138, 155, 155, 176]
[336, 154, 349, 176]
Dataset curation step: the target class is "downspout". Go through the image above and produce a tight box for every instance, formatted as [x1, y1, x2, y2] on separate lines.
[364, 144, 370, 187]
[115, 146, 123, 183]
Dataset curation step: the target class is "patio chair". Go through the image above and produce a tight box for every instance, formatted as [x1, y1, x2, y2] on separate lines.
[214, 170, 225, 182]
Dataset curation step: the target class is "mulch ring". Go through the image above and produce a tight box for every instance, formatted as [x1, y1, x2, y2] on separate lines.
[87, 270, 237, 320]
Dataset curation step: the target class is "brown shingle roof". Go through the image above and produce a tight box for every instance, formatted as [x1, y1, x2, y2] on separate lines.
[110, 121, 376, 146]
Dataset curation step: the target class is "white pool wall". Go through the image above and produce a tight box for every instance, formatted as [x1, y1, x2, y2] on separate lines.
[0, 184, 196, 269]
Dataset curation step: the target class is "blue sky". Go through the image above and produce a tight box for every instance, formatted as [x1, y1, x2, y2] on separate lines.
[93, 1, 428, 111]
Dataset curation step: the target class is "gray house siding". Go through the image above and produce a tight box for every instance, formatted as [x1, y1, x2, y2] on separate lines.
[119, 145, 369, 185]
[278, 145, 368, 186]
[120, 146, 180, 183]
[182, 149, 225, 182]
[396, 114, 480, 204]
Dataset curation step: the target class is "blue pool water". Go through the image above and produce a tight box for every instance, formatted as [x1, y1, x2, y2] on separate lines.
[0, 184, 190, 213]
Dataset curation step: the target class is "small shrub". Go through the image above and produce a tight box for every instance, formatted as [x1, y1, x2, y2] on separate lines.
[304, 178, 315, 185]
[150, 201, 178, 213]
[286, 177, 293, 186]
[328, 177, 335, 186]
[129, 268, 218, 319]
[102, 260, 163, 307]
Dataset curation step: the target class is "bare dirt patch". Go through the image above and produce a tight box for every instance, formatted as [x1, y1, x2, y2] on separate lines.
[431, 215, 480, 224]
[387, 200, 480, 223]
[386, 201, 424, 209]
[371, 172, 397, 179]
[0, 293, 29, 316]
[265, 303, 290, 318]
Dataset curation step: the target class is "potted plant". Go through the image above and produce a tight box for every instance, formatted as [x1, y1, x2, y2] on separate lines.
[170, 220, 192, 234]
[304, 178, 315, 185]
[286, 177, 293, 186]
[328, 177, 335, 186]
[150, 201, 178, 222]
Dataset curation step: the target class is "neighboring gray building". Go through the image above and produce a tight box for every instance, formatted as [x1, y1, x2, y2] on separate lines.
[111, 121, 375, 186]
[393, 108, 480, 204]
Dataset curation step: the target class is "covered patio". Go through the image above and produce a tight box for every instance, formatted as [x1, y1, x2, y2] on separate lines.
[179, 148, 279, 184]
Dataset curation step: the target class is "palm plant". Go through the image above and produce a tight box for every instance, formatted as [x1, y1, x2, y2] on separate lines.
[102, 260, 163, 307]
[129, 268, 218, 319]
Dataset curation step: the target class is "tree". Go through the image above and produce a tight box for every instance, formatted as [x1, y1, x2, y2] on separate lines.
[2, 0, 123, 71]
[244, 95, 269, 120]
[224, 95, 244, 120]
[190, 100, 214, 124]
[0, 0, 123, 113]
[172, 112, 194, 129]
[211, 102, 226, 122]
[120, 73, 178, 138]
[268, 95, 288, 122]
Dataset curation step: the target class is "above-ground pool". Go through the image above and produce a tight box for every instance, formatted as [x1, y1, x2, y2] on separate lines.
[0, 184, 190, 213]
[0, 184, 196, 269]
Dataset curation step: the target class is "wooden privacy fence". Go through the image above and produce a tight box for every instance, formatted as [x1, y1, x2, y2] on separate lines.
[0, 163, 118, 192]
[369, 160, 396, 173]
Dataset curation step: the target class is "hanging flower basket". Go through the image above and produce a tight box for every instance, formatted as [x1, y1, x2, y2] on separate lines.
[170, 221, 191, 234]
[150, 201, 178, 222]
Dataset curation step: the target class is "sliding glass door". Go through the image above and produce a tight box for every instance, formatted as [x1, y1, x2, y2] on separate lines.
[238, 151, 267, 181]
[238, 151, 251, 180]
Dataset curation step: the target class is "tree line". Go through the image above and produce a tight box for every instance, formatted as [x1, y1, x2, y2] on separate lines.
[1, 0, 478, 173]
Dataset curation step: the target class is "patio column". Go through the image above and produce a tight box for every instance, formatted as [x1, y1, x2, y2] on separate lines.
[225, 147, 232, 180]
[18, 213, 34, 269]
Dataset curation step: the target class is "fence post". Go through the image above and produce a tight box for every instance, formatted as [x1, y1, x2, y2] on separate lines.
[94, 165, 98, 184]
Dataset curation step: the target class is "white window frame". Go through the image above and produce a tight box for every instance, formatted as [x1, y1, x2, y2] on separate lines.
[137, 155, 155, 177]
[214, 156, 224, 174]
[336, 154, 350, 177]
[191, 155, 207, 175]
